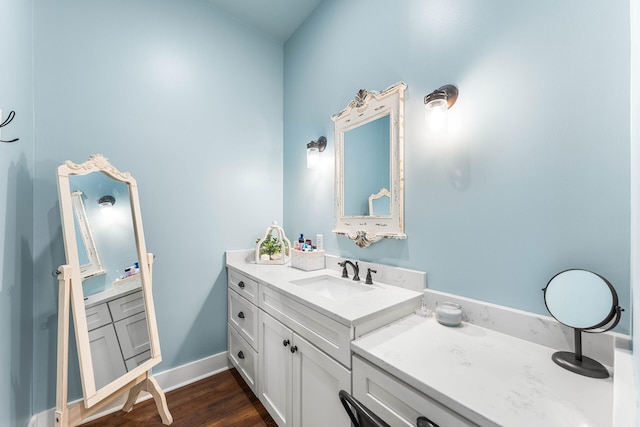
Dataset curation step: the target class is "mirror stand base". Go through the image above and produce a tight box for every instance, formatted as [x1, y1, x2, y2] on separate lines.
[551, 351, 609, 379]
[123, 375, 173, 424]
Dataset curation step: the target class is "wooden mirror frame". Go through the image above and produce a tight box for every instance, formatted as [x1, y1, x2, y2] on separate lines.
[69, 190, 106, 279]
[55, 154, 171, 425]
[332, 82, 407, 248]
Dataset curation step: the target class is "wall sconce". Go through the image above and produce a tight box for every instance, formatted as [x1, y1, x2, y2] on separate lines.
[424, 85, 458, 134]
[98, 195, 115, 214]
[306, 136, 327, 169]
[98, 195, 115, 207]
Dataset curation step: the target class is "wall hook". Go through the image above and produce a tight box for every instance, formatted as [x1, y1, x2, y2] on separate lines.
[1, 110, 19, 143]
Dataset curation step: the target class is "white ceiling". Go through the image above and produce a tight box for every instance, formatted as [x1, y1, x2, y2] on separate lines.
[205, 0, 323, 42]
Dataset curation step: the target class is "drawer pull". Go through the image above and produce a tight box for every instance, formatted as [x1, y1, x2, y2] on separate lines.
[237, 351, 245, 359]
[237, 311, 245, 319]
[238, 281, 245, 289]
[290, 345, 298, 354]
[283, 339, 290, 347]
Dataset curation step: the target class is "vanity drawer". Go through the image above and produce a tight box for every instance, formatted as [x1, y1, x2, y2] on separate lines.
[228, 289, 259, 350]
[85, 302, 112, 331]
[228, 324, 258, 394]
[228, 268, 259, 305]
[259, 286, 352, 367]
[125, 350, 151, 371]
[352, 356, 478, 427]
[108, 290, 145, 322]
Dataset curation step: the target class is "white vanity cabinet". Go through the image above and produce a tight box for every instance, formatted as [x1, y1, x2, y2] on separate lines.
[225, 255, 423, 427]
[227, 267, 353, 427]
[85, 288, 150, 390]
[258, 310, 351, 427]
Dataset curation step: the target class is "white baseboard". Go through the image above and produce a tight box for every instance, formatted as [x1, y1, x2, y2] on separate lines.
[28, 351, 231, 427]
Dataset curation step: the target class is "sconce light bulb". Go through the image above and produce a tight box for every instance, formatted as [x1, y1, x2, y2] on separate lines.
[98, 195, 116, 216]
[424, 85, 457, 136]
[425, 99, 448, 134]
[307, 146, 320, 168]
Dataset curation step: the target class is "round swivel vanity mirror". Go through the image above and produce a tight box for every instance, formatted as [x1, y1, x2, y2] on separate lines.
[543, 269, 623, 378]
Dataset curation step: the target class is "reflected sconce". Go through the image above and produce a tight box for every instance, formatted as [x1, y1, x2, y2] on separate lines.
[306, 136, 327, 169]
[424, 85, 458, 134]
[98, 195, 115, 214]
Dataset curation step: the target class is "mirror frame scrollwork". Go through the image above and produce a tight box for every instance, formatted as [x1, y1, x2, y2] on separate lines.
[332, 82, 407, 248]
[56, 154, 170, 424]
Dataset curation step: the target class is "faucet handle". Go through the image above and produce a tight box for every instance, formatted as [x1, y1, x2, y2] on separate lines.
[365, 268, 377, 285]
[338, 261, 349, 278]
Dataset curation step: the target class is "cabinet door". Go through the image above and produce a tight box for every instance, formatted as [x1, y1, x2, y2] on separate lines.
[114, 311, 150, 360]
[259, 311, 293, 427]
[292, 334, 351, 427]
[88, 324, 127, 390]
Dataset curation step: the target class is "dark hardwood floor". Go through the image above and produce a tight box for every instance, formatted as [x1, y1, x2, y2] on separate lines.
[82, 369, 277, 426]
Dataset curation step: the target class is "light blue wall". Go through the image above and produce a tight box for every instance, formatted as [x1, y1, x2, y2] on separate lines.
[32, 0, 283, 414]
[284, 0, 631, 332]
[0, 0, 34, 425]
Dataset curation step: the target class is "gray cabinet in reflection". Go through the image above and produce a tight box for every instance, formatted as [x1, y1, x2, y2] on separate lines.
[88, 324, 127, 390]
[86, 288, 150, 389]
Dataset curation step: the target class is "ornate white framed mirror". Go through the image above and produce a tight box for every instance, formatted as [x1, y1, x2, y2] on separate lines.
[332, 82, 407, 247]
[55, 154, 170, 425]
[70, 190, 105, 280]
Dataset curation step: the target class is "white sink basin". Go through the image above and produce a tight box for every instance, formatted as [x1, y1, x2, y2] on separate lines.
[290, 275, 375, 300]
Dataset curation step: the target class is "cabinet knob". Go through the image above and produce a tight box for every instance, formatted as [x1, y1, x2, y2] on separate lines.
[290, 345, 298, 354]
[238, 281, 245, 289]
[237, 311, 245, 319]
[283, 339, 290, 347]
[237, 351, 245, 360]
[417, 416, 439, 427]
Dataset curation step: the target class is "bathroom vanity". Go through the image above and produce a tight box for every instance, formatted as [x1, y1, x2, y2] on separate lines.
[226, 250, 628, 426]
[226, 250, 423, 427]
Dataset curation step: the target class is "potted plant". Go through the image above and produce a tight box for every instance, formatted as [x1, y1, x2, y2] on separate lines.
[255, 221, 291, 265]
[257, 234, 282, 260]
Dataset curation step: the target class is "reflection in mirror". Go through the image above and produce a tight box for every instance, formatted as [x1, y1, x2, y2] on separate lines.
[368, 188, 391, 217]
[333, 82, 406, 247]
[343, 114, 390, 216]
[70, 191, 105, 279]
[69, 172, 151, 390]
[56, 154, 164, 414]
[543, 269, 623, 378]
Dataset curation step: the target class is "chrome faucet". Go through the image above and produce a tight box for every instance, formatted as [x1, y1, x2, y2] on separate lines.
[338, 260, 360, 281]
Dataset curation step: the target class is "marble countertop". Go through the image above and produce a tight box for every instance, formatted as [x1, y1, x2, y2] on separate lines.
[352, 314, 613, 427]
[226, 253, 422, 328]
[84, 276, 142, 308]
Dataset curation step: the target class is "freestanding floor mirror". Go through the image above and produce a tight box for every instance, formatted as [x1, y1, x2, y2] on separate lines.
[55, 154, 172, 426]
